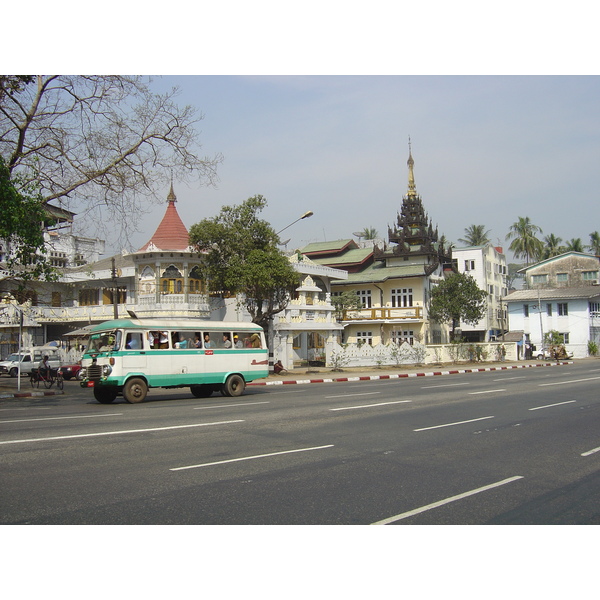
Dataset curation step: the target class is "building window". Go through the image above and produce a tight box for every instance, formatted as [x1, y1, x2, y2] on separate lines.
[391, 288, 413, 307]
[546, 303, 552, 316]
[531, 274, 548, 284]
[51, 292, 61, 307]
[590, 302, 600, 315]
[79, 288, 99, 306]
[523, 304, 529, 317]
[464, 259, 475, 271]
[556, 273, 568, 283]
[561, 332, 570, 344]
[356, 290, 372, 308]
[392, 330, 414, 345]
[582, 270, 599, 281]
[356, 331, 373, 345]
[557, 303, 568, 316]
[161, 265, 183, 294]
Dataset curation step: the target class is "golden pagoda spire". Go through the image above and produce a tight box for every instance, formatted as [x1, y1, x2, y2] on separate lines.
[167, 172, 177, 203]
[407, 136, 417, 198]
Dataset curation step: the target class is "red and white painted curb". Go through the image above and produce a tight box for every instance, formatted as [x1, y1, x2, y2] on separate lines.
[248, 361, 572, 387]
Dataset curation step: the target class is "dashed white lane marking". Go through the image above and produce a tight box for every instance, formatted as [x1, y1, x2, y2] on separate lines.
[371, 476, 524, 524]
[414, 415, 494, 432]
[170, 444, 334, 471]
[0, 420, 244, 445]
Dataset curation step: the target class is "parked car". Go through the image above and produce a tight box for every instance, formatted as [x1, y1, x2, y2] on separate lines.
[59, 363, 82, 380]
[536, 347, 574, 360]
[0, 348, 61, 377]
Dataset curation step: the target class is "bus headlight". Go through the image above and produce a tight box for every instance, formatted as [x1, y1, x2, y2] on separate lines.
[80, 367, 87, 379]
[102, 365, 112, 376]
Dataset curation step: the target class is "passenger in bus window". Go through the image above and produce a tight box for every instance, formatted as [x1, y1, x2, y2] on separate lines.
[177, 334, 188, 348]
[193, 334, 202, 348]
[148, 331, 159, 348]
[172, 332, 180, 348]
[250, 333, 262, 348]
[203, 333, 212, 348]
[222, 333, 232, 348]
[243, 335, 253, 348]
[233, 334, 243, 348]
[159, 331, 169, 348]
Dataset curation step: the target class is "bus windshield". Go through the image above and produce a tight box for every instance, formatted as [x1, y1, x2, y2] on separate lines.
[86, 330, 121, 353]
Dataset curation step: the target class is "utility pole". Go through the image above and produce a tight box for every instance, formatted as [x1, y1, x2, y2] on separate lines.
[111, 257, 119, 320]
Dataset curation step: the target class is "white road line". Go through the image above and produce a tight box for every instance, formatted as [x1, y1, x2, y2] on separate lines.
[170, 444, 334, 471]
[468, 389, 506, 395]
[414, 415, 494, 432]
[581, 446, 600, 457]
[492, 376, 526, 381]
[421, 383, 471, 389]
[538, 376, 600, 387]
[529, 400, 576, 411]
[330, 400, 412, 412]
[0, 420, 244, 445]
[371, 476, 524, 525]
[0, 413, 123, 424]
[194, 402, 269, 410]
[325, 392, 382, 399]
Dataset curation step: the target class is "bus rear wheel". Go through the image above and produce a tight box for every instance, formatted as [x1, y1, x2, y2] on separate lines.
[94, 388, 118, 404]
[222, 374, 245, 397]
[123, 378, 148, 404]
[190, 384, 214, 398]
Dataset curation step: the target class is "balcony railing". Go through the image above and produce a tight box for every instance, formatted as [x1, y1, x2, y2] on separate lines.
[342, 306, 423, 321]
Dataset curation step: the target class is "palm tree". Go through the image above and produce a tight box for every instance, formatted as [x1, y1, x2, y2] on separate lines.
[458, 224, 491, 247]
[542, 233, 563, 259]
[565, 238, 584, 252]
[588, 231, 600, 256]
[359, 227, 379, 240]
[505, 216, 543, 265]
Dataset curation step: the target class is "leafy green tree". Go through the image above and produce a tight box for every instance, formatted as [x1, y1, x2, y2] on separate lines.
[188, 195, 298, 329]
[565, 238, 584, 252]
[458, 224, 491, 246]
[506, 216, 544, 265]
[428, 273, 488, 340]
[541, 233, 563, 259]
[588, 231, 600, 256]
[0, 156, 55, 282]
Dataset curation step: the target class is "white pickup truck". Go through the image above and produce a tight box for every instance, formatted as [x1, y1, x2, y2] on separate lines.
[0, 348, 62, 377]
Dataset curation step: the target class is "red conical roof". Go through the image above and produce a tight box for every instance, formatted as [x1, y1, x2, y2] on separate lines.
[138, 184, 190, 252]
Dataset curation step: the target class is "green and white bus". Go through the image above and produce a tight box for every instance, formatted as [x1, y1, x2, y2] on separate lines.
[80, 318, 268, 404]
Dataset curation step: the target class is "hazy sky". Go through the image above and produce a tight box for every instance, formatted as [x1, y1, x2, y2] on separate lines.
[113, 75, 599, 260]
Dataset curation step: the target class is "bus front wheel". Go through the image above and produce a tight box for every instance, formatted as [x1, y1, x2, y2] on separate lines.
[94, 388, 117, 404]
[222, 374, 245, 397]
[123, 378, 148, 404]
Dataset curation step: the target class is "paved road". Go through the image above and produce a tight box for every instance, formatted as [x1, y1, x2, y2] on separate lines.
[1, 361, 598, 524]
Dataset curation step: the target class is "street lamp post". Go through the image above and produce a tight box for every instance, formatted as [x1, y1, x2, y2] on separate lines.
[276, 211, 313, 236]
[269, 211, 314, 372]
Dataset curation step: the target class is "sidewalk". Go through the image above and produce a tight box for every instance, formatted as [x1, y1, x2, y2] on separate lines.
[248, 359, 574, 387]
[0, 359, 575, 399]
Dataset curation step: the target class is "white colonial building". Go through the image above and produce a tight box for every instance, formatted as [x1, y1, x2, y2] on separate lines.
[452, 244, 508, 341]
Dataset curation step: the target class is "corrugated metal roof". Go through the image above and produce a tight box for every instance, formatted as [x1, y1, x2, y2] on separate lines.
[504, 287, 600, 302]
[332, 262, 428, 284]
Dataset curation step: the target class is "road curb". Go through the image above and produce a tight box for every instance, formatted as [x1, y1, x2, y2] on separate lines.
[248, 361, 573, 387]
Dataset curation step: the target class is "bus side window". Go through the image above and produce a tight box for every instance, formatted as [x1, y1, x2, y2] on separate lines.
[148, 331, 160, 349]
[172, 332, 188, 349]
[126, 333, 142, 349]
[202, 332, 213, 349]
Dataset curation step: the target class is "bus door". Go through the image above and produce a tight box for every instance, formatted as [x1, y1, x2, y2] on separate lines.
[122, 331, 147, 372]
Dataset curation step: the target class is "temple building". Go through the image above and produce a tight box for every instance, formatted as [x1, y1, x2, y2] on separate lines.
[302, 145, 453, 345]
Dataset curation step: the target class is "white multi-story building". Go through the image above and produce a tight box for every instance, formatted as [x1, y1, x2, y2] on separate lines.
[452, 244, 508, 341]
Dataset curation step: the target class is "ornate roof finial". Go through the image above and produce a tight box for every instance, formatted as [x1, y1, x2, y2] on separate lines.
[167, 172, 177, 204]
[407, 136, 417, 197]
